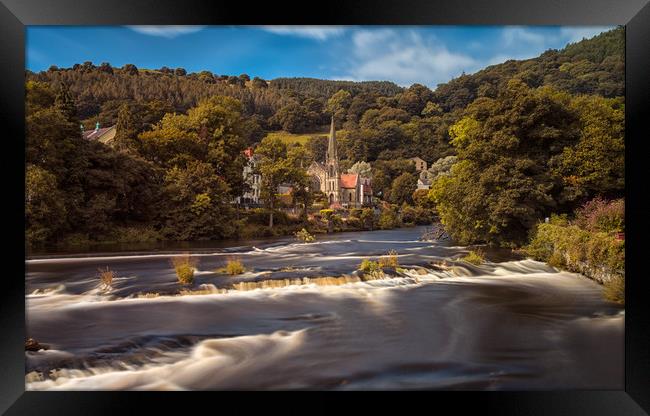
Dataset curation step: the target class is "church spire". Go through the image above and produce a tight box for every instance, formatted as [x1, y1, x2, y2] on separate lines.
[327, 115, 337, 163]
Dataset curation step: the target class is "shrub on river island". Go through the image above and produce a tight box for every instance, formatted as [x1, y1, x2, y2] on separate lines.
[378, 250, 399, 268]
[358, 259, 382, 277]
[214, 257, 246, 275]
[295, 228, 315, 243]
[97, 266, 116, 290]
[460, 250, 485, 265]
[225, 258, 245, 275]
[171, 254, 197, 285]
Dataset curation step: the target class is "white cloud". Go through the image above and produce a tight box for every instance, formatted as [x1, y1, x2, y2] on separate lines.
[339, 29, 477, 87]
[127, 26, 205, 38]
[501, 27, 547, 48]
[259, 26, 346, 41]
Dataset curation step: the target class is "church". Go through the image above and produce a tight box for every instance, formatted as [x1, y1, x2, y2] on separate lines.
[307, 117, 372, 208]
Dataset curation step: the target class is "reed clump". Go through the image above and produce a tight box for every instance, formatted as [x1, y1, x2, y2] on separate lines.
[460, 249, 485, 265]
[225, 257, 246, 275]
[378, 249, 399, 268]
[295, 228, 316, 243]
[215, 257, 246, 275]
[171, 254, 198, 285]
[97, 266, 116, 290]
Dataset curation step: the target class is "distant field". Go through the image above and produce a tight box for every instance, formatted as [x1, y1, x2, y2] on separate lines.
[264, 131, 327, 145]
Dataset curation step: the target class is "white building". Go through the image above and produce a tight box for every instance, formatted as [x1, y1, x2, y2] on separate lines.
[238, 147, 262, 206]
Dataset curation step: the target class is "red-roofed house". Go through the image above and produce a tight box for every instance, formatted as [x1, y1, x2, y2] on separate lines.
[83, 122, 116, 145]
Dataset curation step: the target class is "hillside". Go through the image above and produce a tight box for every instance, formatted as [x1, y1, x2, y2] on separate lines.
[431, 28, 624, 111]
[25, 27, 625, 247]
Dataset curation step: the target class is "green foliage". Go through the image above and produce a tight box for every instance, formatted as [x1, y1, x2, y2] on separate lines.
[225, 258, 246, 275]
[390, 172, 418, 205]
[358, 259, 381, 275]
[412, 189, 433, 209]
[171, 254, 197, 285]
[460, 250, 485, 265]
[525, 217, 625, 304]
[295, 228, 316, 243]
[359, 208, 377, 230]
[524, 223, 624, 279]
[430, 80, 622, 246]
[256, 136, 308, 227]
[347, 161, 372, 177]
[378, 206, 401, 229]
[401, 204, 433, 225]
[26, 165, 67, 244]
[430, 27, 624, 112]
[551, 95, 624, 199]
[264, 131, 324, 146]
[110, 226, 162, 243]
[25, 28, 624, 248]
[603, 276, 625, 305]
[160, 161, 235, 240]
[378, 250, 399, 268]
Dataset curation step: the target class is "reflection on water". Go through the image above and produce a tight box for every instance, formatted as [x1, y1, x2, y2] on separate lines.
[25, 226, 624, 390]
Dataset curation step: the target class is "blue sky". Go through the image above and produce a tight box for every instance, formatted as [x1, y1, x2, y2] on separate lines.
[26, 25, 613, 88]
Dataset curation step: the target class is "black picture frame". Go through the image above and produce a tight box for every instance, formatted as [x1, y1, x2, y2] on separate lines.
[1, 0, 648, 413]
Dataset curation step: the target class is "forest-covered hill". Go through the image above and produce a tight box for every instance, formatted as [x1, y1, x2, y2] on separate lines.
[26, 26, 623, 139]
[25, 27, 624, 247]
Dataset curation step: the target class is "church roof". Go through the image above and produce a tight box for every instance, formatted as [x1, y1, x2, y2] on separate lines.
[340, 173, 359, 189]
[83, 125, 115, 140]
[307, 161, 326, 174]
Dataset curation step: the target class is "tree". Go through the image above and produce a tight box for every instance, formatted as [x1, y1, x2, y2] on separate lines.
[256, 137, 290, 228]
[412, 189, 434, 209]
[430, 80, 583, 246]
[421, 101, 442, 116]
[390, 172, 418, 205]
[326, 89, 352, 124]
[98, 62, 114, 74]
[122, 64, 139, 75]
[360, 208, 376, 230]
[251, 77, 267, 88]
[54, 82, 78, 122]
[307, 135, 328, 163]
[348, 161, 372, 177]
[423, 155, 457, 182]
[160, 161, 235, 240]
[114, 103, 141, 152]
[139, 95, 247, 198]
[26, 165, 67, 244]
[270, 101, 308, 133]
[551, 95, 624, 200]
[27, 82, 88, 231]
[398, 83, 434, 115]
[255, 137, 309, 227]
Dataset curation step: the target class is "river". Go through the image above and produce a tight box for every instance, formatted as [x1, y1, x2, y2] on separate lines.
[25, 226, 624, 390]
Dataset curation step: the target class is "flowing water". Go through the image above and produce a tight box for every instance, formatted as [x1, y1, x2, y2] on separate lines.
[25, 226, 624, 390]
